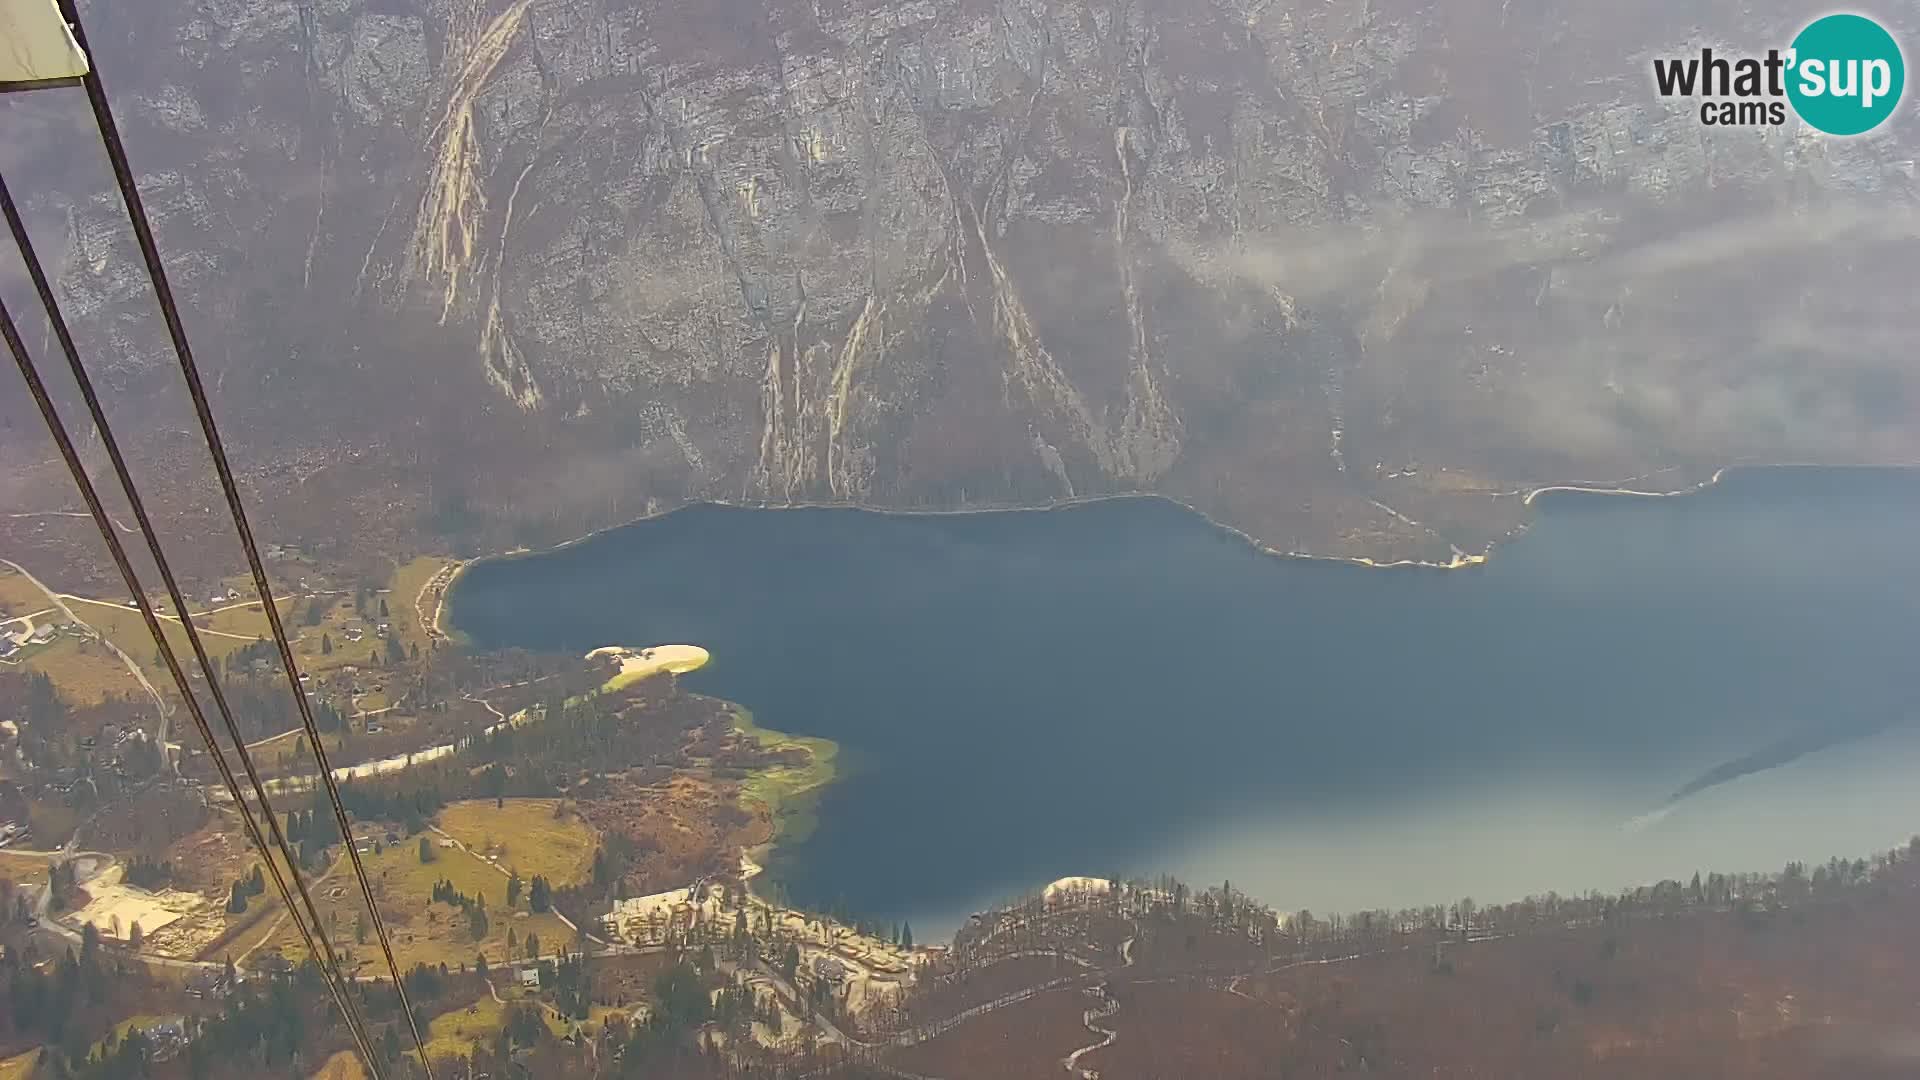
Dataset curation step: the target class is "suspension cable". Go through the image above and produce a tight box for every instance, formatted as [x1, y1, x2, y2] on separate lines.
[55, 4, 436, 1072]
[0, 170, 387, 1075]
[0, 294, 385, 1078]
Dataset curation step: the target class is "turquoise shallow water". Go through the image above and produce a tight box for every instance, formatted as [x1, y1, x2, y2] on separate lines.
[449, 469, 1920, 935]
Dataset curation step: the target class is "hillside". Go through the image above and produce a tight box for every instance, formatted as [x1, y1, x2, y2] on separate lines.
[877, 847, 1920, 1079]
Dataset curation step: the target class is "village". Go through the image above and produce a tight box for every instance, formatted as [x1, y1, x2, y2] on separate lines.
[599, 856, 929, 1034]
[0, 543, 956, 1073]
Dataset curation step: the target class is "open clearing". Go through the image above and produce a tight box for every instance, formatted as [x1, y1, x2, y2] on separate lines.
[65, 877, 194, 940]
[590, 644, 708, 690]
[59, 595, 257, 674]
[10, 637, 145, 703]
[0, 566, 49, 614]
[309, 1049, 366, 1080]
[0, 850, 52, 884]
[60, 585, 405, 688]
[436, 799, 598, 887]
[424, 994, 504, 1060]
[391, 556, 457, 657]
[265, 837, 573, 971]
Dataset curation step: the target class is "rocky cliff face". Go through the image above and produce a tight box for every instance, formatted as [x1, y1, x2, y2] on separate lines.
[5, 0, 1918, 569]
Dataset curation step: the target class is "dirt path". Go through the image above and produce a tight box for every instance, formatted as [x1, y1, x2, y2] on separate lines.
[57, 595, 261, 642]
[427, 824, 592, 944]
[1060, 928, 1133, 1077]
[4, 510, 137, 534]
[1061, 986, 1119, 1078]
[232, 849, 349, 969]
[0, 557, 169, 726]
[462, 693, 505, 723]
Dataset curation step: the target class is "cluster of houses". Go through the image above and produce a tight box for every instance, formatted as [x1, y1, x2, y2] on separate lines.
[184, 952, 296, 1002]
[115, 1016, 189, 1061]
[0, 616, 88, 659]
[7, 717, 157, 794]
[336, 621, 390, 647]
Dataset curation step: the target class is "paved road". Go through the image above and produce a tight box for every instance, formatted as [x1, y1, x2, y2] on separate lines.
[4, 510, 137, 534]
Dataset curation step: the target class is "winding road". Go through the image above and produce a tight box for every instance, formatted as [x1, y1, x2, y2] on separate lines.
[0, 558, 171, 754]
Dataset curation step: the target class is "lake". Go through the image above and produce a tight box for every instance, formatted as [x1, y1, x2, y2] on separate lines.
[448, 469, 1920, 936]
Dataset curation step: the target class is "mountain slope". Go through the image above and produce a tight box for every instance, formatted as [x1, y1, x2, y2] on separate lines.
[4, 0, 1917, 575]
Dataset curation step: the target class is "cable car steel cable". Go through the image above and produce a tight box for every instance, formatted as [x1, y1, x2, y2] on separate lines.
[33, 2, 439, 1072]
[0, 293, 387, 1079]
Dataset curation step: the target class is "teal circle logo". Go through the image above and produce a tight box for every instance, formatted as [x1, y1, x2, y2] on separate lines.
[1787, 13, 1905, 135]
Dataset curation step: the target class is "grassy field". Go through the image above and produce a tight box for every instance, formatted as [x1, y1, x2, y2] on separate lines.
[418, 983, 633, 1061]
[424, 994, 504, 1060]
[13, 636, 147, 703]
[732, 706, 839, 849]
[1, 567, 147, 703]
[0, 566, 50, 615]
[184, 840, 335, 964]
[285, 594, 389, 677]
[60, 595, 258, 671]
[0, 1049, 37, 1080]
[62, 587, 402, 688]
[266, 838, 574, 972]
[309, 1049, 366, 1080]
[0, 850, 52, 884]
[389, 556, 457, 659]
[436, 800, 599, 887]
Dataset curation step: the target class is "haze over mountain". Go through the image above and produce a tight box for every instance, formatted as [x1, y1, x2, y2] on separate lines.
[3, 0, 1917, 572]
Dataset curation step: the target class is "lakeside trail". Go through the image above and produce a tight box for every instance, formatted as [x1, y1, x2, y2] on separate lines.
[418, 559, 468, 645]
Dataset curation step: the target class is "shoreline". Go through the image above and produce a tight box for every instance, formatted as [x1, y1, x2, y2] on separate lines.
[1522, 468, 1729, 508]
[440, 462, 1920, 593]
[426, 462, 1920, 936]
[727, 704, 841, 878]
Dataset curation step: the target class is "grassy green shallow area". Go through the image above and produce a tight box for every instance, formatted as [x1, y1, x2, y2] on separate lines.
[731, 705, 839, 851]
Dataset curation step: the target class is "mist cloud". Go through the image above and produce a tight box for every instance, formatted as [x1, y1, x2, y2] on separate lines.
[1179, 199, 1920, 466]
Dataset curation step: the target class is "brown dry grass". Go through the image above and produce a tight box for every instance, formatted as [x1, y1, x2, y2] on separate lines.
[263, 837, 574, 972]
[13, 636, 146, 703]
[0, 568, 49, 615]
[1087, 864, 1920, 1079]
[887, 988, 1095, 1080]
[309, 1048, 366, 1080]
[577, 772, 760, 895]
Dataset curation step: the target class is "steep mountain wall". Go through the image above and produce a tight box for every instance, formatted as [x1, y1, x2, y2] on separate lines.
[4, 0, 1917, 570]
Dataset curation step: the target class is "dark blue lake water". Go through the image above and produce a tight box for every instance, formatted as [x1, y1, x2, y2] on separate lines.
[448, 469, 1920, 935]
